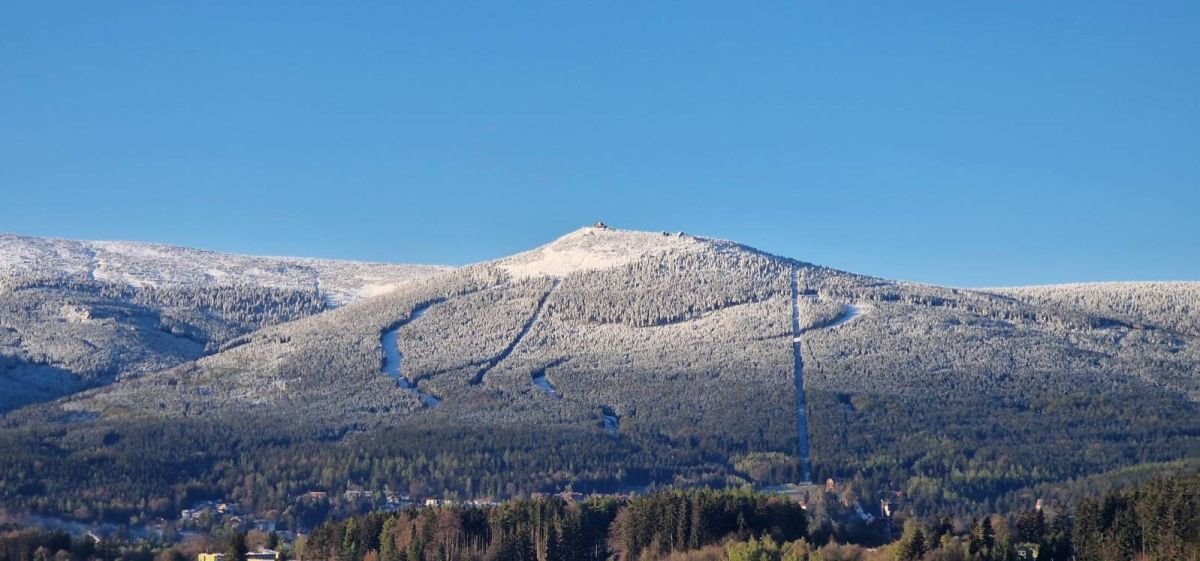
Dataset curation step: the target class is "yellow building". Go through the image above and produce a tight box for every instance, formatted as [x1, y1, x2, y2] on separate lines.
[198, 551, 278, 561]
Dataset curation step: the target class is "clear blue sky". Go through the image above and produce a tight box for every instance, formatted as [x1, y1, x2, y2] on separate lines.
[2, 2, 1197, 286]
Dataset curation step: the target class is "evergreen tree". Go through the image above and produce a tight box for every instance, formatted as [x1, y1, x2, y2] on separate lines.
[894, 520, 927, 561]
[1016, 509, 1046, 545]
[981, 516, 996, 551]
[968, 518, 982, 555]
[225, 531, 248, 561]
[379, 519, 400, 561]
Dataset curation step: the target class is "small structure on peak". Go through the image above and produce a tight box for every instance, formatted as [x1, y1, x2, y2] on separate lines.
[592, 221, 609, 229]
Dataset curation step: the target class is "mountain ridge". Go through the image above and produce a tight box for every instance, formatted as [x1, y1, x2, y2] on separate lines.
[9, 227, 1196, 294]
[0, 232, 450, 306]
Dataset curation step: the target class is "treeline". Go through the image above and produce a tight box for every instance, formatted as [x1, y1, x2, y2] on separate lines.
[648, 474, 1200, 561]
[1073, 475, 1199, 561]
[4, 475, 1195, 561]
[610, 490, 807, 559]
[305, 499, 616, 561]
[871, 474, 1199, 561]
[0, 529, 153, 561]
[303, 489, 807, 561]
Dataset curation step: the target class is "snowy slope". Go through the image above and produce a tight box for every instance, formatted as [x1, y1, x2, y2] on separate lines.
[0, 232, 450, 411]
[0, 233, 449, 306]
[987, 282, 1200, 336]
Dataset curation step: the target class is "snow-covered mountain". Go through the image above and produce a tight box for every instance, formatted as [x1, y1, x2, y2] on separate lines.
[1, 225, 1198, 520]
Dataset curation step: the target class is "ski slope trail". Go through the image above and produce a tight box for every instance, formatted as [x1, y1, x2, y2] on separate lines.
[602, 414, 619, 436]
[532, 372, 558, 396]
[790, 269, 813, 483]
[531, 359, 567, 397]
[601, 406, 620, 436]
[471, 279, 561, 386]
[381, 303, 441, 407]
[826, 303, 866, 329]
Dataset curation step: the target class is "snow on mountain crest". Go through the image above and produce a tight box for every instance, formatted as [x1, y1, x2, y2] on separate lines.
[496, 225, 776, 278]
[0, 233, 449, 305]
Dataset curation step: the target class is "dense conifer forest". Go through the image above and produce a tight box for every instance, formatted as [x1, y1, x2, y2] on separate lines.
[295, 474, 1195, 561]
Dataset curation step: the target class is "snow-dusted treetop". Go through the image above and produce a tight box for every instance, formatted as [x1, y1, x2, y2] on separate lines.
[0, 233, 449, 305]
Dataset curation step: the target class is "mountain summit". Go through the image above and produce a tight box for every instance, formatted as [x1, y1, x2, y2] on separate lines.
[497, 225, 741, 278]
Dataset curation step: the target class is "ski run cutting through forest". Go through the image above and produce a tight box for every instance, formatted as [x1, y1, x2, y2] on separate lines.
[789, 268, 813, 483]
[826, 303, 866, 329]
[532, 372, 557, 396]
[470, 279, 561, 386]
[380, 303, 441, 407]
[602, 410, 619, 436]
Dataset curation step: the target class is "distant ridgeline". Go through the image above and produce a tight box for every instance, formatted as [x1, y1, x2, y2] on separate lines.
[0, 228, 1198, 528]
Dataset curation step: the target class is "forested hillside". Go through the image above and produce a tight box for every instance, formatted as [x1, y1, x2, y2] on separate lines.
[0, 226, 1197, 529]
[798, 270, 1200, 517]
[0, 277, 326, 412]
[0, 234, 445, 412]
